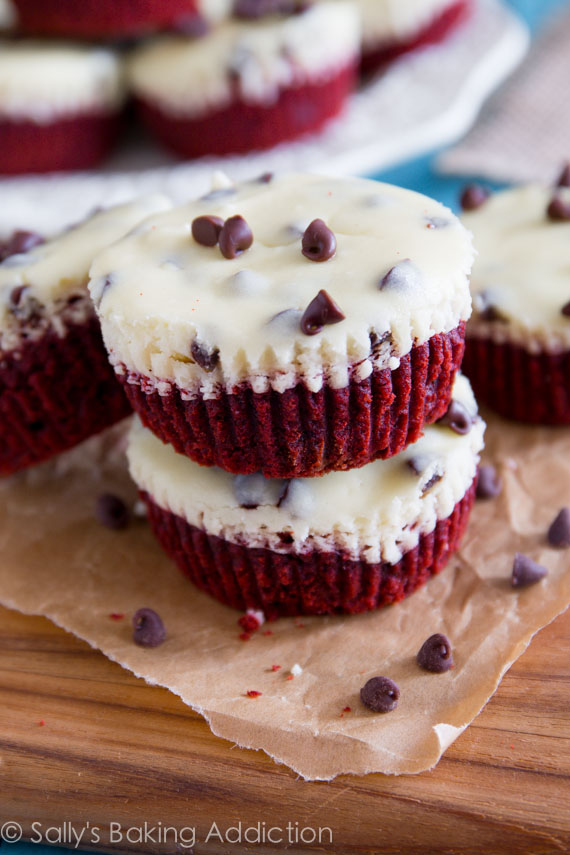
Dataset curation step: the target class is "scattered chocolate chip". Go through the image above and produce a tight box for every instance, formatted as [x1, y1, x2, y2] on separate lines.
[301, 219, 336, 262]
[95, 493, 129, 531]
[0, 230, 44, 262]
[476, 464, 502, 499]
[300, 289, 345, 335]
[379, 259, 422, 291]
[192, 215, 225, 247]
[460, 184, 490, 211]
[360, 676, 400, 713]
[438, 400, 472, 434]
[546, 196, 570, 222]
[132, 608, 166, 648]
[190, 339, 220, 372]
[511, 553, 548, 588]
[417, 633, 454, 673]
[556, 163, 570, 188]
[547, 507, 570, 548]
[562, 301, 570, 317]
[219, 215, 253, 259]
[277, 531, 294, 544]
[406, 457, 442, 493]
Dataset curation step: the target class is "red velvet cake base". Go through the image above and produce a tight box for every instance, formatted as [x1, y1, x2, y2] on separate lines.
[12, 0, 198, 38]
[0, 112, 122, 175]
[0, 318, 131, 476]
[142, 480, 476, 617]
[135, 62, 357, 158]
[361, 0, 472, 76]
[122, 324, 465, 478]
[463, 336, 570, 425]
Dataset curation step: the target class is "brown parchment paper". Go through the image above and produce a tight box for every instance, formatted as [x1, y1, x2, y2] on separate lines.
[0, 414, 569, 781]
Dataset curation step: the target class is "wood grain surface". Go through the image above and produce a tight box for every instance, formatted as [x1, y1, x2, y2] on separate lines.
[0, 603, 569, 855]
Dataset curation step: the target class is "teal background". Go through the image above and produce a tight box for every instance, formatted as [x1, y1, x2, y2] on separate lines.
[2, 1, 568, 853]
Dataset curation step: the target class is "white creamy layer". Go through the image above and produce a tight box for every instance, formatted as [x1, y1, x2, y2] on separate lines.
[90, 172, 473, 397]
[463, 185, 570, 354]
[356, 0, 459, 51]
[0, 195, 172, 352]
[128, 374, 483, 565]
[127, 2, 360, 117]
[0, 42, 125, 123]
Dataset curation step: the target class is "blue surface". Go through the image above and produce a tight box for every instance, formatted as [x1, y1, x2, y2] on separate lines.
[3, 2, 568, 854]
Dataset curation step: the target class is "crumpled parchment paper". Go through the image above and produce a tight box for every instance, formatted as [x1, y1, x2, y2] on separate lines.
[0, 413, 568, 780]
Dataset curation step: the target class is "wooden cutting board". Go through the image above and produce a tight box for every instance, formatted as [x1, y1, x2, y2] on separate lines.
[0, 603, 568, 854]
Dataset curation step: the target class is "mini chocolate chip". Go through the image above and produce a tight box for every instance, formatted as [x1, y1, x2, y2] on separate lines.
[438, 400, 472, 434]
[379, 259, 421, 291]
[0, 230, 44, 262]
[200, 187, 236, 202]
[95, 493, 129, 531]
[301, 219, 336, 262]
[192, 215, 225, 247]
[546, 196, 570, 222]
[277, 531, 294, 544]
[547, 507, 570, 548]
[562, 301, 570, 317]
[132, 608, 166, 648]
[300, 289, 345, 335]
[369, 329, 391, 353]
[191, 339, 220, 372]
[460, 184, 490, 211]
[9, 285, 27, 307]
[476, 465, 502, 499]
[417, 633, 454, 673]
[511, 553, 548, 588]
[556, 163, 570, 188]
[360, 676, 400, 713]
[422, 472, 443, 494]
[233, 473, 285, 508]
[219, 215, 253, 259]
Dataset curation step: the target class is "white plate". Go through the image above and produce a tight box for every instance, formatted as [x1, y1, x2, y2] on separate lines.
[0, 0, 528, 236]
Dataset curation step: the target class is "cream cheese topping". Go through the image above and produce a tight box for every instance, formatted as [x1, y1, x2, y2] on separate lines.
[90, 172, 473, 397]
[356, 0, 459, 50]
[463, 185, 570, 353]
[0, 195, 172, 352]
[128, 374, 484, 565]
[0, 42, 125, 123]
[127, 2, 360, 117]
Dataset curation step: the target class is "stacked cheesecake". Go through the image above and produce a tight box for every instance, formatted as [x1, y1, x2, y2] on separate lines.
[89, 171, 484, 617]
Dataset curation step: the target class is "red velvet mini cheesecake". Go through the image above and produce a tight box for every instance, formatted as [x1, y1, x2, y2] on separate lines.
[89, 172, 474, 478]
[461, 180, 570, 425]
[0, 196, 171, 476]
[11, 0, 202, 38]
[358, 0, 473, 75]
[128, 373, 484, 617]
[0, 42, 125, 175]
[127, 2, 360, 157]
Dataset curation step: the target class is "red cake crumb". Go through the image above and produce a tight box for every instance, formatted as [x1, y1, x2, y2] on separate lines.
[109, 613, 125, 621]
[246, 690, 262, 698]
[271, 664, 282, 672]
